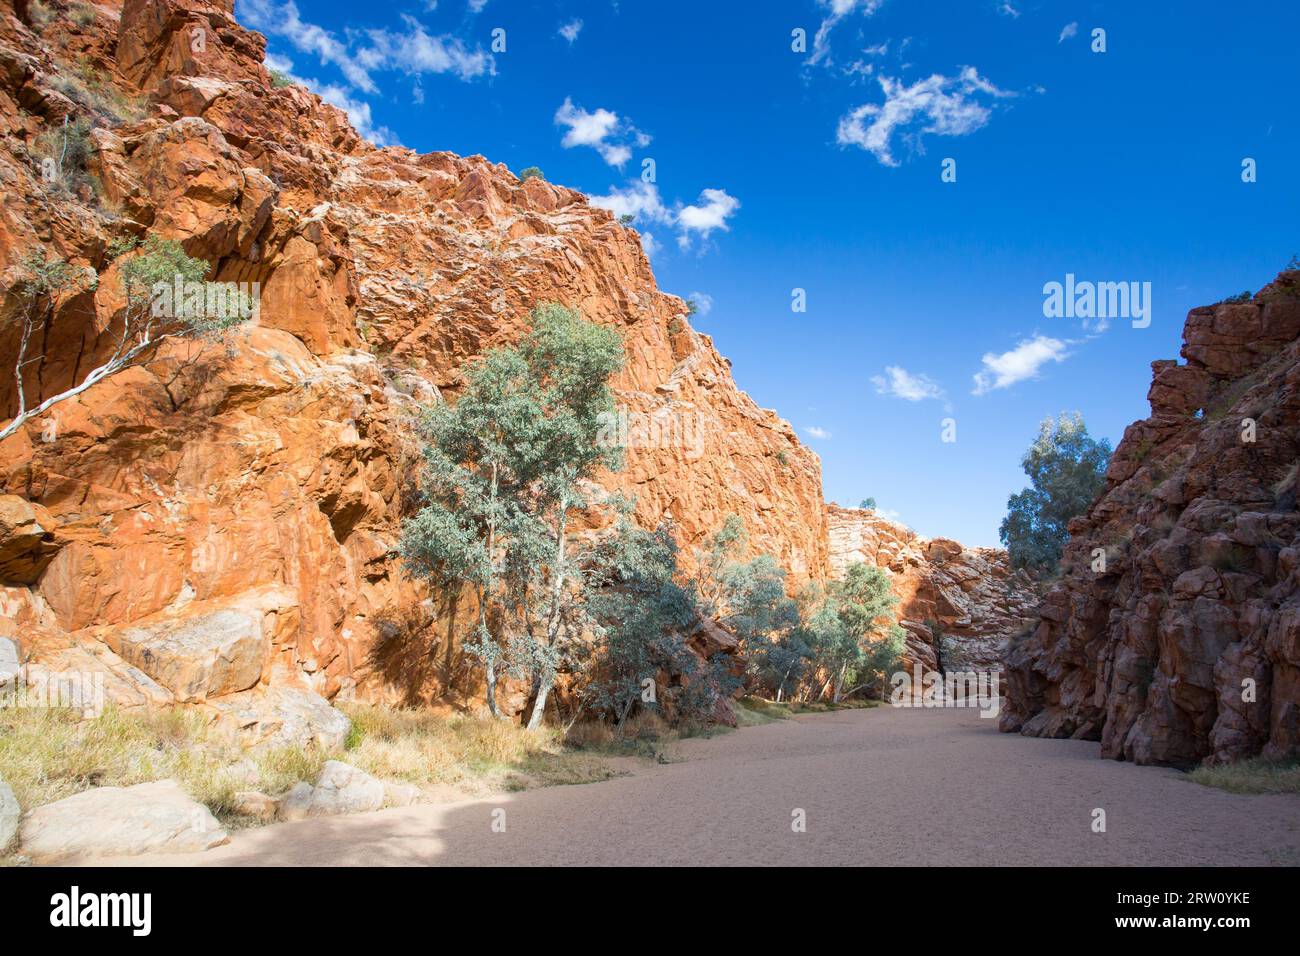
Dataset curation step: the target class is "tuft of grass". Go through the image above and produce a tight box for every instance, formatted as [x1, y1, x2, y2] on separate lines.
[1188, 758, 1300, 795]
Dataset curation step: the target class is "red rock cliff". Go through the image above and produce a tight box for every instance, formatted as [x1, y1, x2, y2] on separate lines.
[0, 0, 827, 729]
[1002, 270, 1300, 766]
[826, 504, 1038, 671]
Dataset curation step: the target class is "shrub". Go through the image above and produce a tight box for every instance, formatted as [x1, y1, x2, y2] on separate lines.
[268, 69, 294, 88]
[519, 166, 545, 181]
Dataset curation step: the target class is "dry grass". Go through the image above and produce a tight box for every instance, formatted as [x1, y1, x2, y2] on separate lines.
[338, 702, 615, 790]
[1188, 758, 1300, 795]
[0, 699, 620, 856]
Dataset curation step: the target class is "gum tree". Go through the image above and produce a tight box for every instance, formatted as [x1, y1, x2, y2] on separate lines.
[400, 304, 626, 728]
[1000, 412, 1112, 572]
[1, 236, 244, 442]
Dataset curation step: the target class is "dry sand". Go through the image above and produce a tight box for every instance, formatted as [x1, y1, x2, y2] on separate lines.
[105, 706, 1300, 866]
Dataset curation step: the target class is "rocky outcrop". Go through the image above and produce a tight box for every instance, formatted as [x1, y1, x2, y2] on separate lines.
[19, 779, 228, 860]
[0, 1, 827, 718]
[1002, 270, 1300, 766]
[826, 504, 1039, 672]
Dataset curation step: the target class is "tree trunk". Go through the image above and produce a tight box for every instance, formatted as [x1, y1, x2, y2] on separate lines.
[525, 677, 551, 730]
[484, 655, 503, 719]
[832, 663, 846, 704]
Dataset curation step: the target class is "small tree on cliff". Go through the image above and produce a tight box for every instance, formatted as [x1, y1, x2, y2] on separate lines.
[1, 236, 247, 442]
[399, 304, 626, 728]
[1000, 412, 1112, 573]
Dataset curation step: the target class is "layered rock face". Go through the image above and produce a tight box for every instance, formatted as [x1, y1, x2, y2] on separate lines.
[1002, 271, 1300, 766]
[0, 0, 826, 725]
[825, 504, 1038, 672]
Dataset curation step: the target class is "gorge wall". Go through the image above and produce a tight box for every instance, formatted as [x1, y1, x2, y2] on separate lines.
[1002, 269, 1300, 767]
[0, 0, 826, 732]
[826, 504, 1038, 672]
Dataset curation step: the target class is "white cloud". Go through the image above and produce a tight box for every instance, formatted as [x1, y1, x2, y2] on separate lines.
[640, 232, 661, 258]
[808, 0, 887, 68]
[468, 0, 488, 12]
[871, 366, 945, 401]
[1058, 22, 1079, 43]
[972, 335, 1070, 394]
[677, 188, 740, 241]
[590, 182, 738, 252]
[588, 181, 673, 224]
[687, 291, 713, 316]
[240, 2, 492, 89]
[241, 0, 378, 92]
[998, 2, 1020, 18]
[558, 19, 583, 44]
[555, 97, 649, 167]
[836, 67, 1013, 166]
[359, 14, 493, 82]
[804, 425, 832, 439]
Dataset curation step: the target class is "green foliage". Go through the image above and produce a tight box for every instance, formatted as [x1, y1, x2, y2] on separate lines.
[619, 214, 635, 226]
[400, 304, 629, 728]
[32, 117, 94, 196]
[1000, 412, 1112, 573]
[1220, 291, 1253, 305]
[519, 166, 545, 181]
[268, 69, 295, 88]
[859, 497, 876, 510]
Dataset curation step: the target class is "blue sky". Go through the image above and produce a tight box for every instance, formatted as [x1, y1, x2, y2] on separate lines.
[236, 0, 1300, 546]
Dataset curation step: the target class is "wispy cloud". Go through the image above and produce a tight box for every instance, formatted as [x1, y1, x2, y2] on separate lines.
[358, 14, 494, 82]
[687, 291, 713, 316]
[590, 182, 739, 252]
[871, 366, 945, 401]
[807, 0, 887, 68]
[972, 335, 1070, 394]
[837, 67, 1015, 166]
[998, 2, 1020, 18]
[1058, 22, 1079, 43]
[804, 425, 832, 439]
[555, 97, 650, 167]
[239, 0, 492, 145]
[558, 19, 583, 44]
[242, 0, 378, 91]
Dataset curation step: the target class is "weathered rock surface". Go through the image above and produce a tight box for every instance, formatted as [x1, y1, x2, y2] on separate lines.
[0, 0, 827, 719]
[826, 505, 1039, 671]
[276, 760, 386, 820]
[0, 495, 59, 584]
[19, 779, 228, 859]
[1002, 271, 1300, 766]
[207, 684, 351, 750]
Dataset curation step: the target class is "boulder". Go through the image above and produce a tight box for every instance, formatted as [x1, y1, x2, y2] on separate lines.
[19, 780, 228, 860]
[231, 790, 278, 822]
[276, 762, 386, 820]
[114, 601, 275, 703]
[207, 685, 351, 750]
